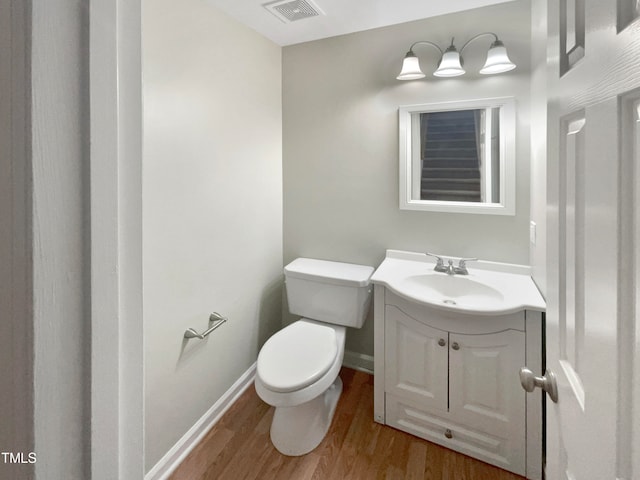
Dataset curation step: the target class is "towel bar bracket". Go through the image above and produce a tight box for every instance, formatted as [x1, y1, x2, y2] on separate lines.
[184, 312, 227, 340]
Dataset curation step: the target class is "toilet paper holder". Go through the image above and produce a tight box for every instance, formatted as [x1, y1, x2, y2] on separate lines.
[184, 312, 227, 340]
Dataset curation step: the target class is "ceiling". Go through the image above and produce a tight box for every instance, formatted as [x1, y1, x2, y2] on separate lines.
[207, 0, 515, 46]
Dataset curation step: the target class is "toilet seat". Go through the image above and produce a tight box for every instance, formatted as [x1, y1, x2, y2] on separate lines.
[257, 320, 338, 393]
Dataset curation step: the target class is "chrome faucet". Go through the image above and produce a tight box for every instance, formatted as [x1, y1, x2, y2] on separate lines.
[426, 253, 477, 275]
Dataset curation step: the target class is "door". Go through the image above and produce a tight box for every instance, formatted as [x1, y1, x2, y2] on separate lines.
[544, 1, 640, 478]
[384, 305, 449, 411]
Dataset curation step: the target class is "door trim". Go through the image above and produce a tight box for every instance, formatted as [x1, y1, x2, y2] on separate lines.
[90, 0, 144, 478]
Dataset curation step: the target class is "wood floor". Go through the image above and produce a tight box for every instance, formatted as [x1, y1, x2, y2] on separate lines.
[169, 368, 525, 480]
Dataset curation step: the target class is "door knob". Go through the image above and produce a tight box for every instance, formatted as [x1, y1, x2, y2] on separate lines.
[519, 367, 558, 403]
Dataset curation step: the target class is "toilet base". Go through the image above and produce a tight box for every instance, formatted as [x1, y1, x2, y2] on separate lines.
[270, 376, 343, 456]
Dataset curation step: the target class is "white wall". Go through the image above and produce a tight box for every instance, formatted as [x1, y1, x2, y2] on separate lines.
[282, 0, 532, 356]
[143, 0, 282, 471]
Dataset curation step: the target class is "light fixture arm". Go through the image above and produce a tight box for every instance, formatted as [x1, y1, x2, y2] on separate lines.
[460, 32, 499, 54]
[408, 40, 444, 56]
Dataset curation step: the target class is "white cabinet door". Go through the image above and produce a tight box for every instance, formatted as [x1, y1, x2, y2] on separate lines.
[449, 330, 526, 475]
[384, 305, 448, 412]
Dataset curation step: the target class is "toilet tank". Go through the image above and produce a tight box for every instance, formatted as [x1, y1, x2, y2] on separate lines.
[284, 258, 374, 328]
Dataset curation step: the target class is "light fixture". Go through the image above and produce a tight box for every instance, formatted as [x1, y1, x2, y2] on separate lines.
[434, 42, 465, 77]
[397, 51, 426, 80]
[479, 39, 516, 74]
[396, 33, 515, 80]
[397, 41, 441, 80]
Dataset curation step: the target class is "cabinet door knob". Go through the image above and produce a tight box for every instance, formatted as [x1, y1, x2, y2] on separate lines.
[444, 429, 453, 439]
[438, 338, 446, 347]
[451, 342, 460, 350]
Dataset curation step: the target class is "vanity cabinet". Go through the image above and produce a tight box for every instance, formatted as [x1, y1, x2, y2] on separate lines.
[374, 287, 542, 479]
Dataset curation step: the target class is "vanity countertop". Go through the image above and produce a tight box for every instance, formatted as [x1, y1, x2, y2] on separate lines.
[371, 250, 546, 316]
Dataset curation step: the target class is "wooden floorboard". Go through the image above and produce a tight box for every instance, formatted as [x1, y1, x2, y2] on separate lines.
[169, 368, 525, 480]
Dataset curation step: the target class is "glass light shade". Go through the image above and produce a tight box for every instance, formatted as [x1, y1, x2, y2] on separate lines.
[479, 40, 516, 74]
[433, 47, 465, 77]
[397, 52, 425, 80]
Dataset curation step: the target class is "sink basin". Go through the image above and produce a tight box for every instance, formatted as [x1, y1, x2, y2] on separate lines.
[400, 274, 504, 308]
[370, 250, 546, 315]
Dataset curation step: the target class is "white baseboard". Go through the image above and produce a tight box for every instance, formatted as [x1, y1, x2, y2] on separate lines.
[342, 350, 374, 374]
[145, 362, 257, 480]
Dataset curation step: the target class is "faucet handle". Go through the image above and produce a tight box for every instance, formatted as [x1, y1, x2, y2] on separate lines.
[425, 252, 444, 267]
[457, 257, 478, 268]
[455, 257, 478, 275]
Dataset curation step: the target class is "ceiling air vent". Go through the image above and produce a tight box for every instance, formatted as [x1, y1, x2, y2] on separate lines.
[263, 0, 324, 23]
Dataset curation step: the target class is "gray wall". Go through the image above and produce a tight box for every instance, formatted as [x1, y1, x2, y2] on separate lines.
[143, 0, 283, 471]
[283, 0, 532, 356]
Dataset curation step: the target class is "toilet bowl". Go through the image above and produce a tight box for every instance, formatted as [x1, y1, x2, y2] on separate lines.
[255, 258, 373, 456]
[255, 319, 346, 456]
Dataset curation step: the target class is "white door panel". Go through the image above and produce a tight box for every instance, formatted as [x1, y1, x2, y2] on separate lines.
[449, 331, 525, 435]
[544, 1, 640, 479]
[384, 305, 449, 411]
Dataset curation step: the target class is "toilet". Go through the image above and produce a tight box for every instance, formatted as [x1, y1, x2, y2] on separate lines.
[255, 257, 374, 456]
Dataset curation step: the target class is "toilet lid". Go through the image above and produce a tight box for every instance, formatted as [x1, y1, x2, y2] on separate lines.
[257, 321, 338, 393]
